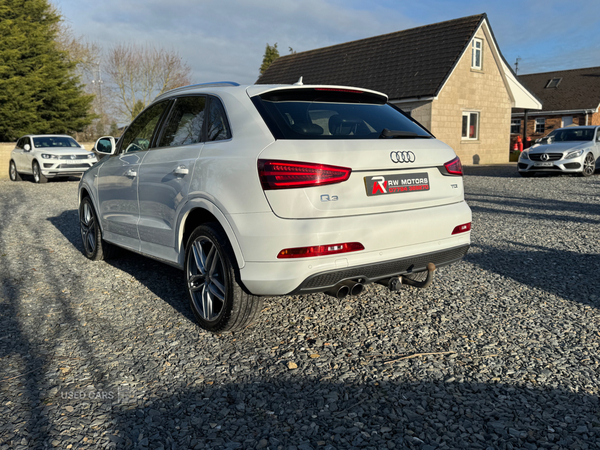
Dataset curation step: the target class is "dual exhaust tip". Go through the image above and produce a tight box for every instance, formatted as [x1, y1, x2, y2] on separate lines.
[325, 279, 364, 299]
[324, 263, 437, 299]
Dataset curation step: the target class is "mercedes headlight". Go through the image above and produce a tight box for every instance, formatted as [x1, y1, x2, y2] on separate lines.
[41, 154, 59, 159]
[519, 151, 529, 160]
[565, 149, 584, 159]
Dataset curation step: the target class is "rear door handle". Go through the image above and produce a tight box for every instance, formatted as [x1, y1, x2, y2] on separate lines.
[126, 168, 137, 178]
[173, 165, 189, 176]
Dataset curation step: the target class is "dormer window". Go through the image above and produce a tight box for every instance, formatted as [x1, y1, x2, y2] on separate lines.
[471, 38, 483, 70]
[545, 78, 562, 88]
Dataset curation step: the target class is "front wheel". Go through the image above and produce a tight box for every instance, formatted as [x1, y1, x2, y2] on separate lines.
[32, 161, 48, 184]
[578, 153, 595, 177]
[9, 160, 22, 181]
[185, 223, 262, 333]
[79, 197, 117, 260]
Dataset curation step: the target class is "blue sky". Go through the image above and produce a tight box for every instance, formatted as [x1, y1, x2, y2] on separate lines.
[54, 0, 600, 85]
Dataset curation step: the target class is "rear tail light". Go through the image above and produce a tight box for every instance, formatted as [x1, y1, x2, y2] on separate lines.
[258, 159, 351, 190]
[452, 222, 471, 234]
[277, 242, 364, 259]
[444, 156, 463, 176]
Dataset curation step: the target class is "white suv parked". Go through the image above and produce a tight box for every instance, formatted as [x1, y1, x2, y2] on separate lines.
[10, 135, 97, 183]
[79, 82, 471, 332]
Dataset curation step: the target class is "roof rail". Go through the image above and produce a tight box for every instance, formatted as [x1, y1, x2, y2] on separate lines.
[156, 81, 240, 100]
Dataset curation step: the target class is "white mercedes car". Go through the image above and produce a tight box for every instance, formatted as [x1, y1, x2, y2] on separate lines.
[79, 82, 471, 332]
[518, 126, 600, 177]
[9, 134, 97, 183]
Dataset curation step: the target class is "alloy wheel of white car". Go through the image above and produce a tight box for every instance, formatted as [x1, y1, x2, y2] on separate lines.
[32, 161, 47, 184]
[79, 197, 117, 261]
[185, 224, 262, 332]
[9, 160, 21, 181]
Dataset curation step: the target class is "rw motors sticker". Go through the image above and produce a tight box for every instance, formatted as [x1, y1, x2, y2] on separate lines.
[365, 172, 430, 196]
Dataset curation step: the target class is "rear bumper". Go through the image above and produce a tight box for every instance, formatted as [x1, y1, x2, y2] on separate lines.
[232, 200, 471, 296]
[290, 244, 469, 294]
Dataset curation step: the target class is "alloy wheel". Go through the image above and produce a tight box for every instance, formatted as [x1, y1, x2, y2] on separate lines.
[33, 163, 40, 182]
[9, 162, 17, 181]
[187, 237, 226, 322]
[80, 201, 97, 255]
[583, 153, 595, 177]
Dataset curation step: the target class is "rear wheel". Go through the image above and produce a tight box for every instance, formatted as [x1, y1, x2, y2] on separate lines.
[578, 153, 595, 177]
[185, 223, 262, 333]
[9, 160, 21, 181]
[32, 161, 47, 184]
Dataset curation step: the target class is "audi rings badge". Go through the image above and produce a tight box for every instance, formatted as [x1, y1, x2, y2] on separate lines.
[390, 151, 416, 164]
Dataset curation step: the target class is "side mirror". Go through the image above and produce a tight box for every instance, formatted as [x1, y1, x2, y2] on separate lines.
[95, 136, 116, 155]
[24, 144, 31, 151]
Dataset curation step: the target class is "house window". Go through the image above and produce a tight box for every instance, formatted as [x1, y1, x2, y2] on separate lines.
[545, 78, 562, 88]
[471, 38, 483, 70]
[535, 118, 545, 134]
[511, 118, 521, 134]
[462, 112, 479, 140]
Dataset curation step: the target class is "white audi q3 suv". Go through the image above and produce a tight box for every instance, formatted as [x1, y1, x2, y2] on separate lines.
[78, 81, 471, 332]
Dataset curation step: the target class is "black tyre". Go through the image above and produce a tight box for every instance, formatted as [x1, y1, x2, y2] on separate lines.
[578, 153, 595, 177]
[519, 171, 534, 178]
[79, 197, 117, 261]
[9, 160, 22, 181]
[185, 223, 262, 333]
[32, 161, 48, 184]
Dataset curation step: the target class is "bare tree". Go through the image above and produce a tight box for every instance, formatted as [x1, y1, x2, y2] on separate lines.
[53, 12, 115, 140]
[105, 44, 192, 122]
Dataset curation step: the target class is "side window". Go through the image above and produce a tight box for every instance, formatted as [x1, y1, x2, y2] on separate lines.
[159, 96, 206, 147]
[206, 97, 232, 141]
[119, 101, 170, 154]
[15, 138, 23, 149]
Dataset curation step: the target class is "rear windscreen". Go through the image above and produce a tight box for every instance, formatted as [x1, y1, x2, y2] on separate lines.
[252, 88, 432, 140]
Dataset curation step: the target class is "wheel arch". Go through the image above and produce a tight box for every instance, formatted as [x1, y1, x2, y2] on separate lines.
[177, 199, 245, 269]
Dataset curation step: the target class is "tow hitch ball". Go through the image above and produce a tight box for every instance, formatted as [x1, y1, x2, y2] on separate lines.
[387, 262, 437, 291]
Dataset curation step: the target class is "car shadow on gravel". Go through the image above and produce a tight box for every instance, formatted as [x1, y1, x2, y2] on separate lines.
[464, 164, 520, 178]
[464, 164, 600, 179]
[466, 242, 600, 309]
[46, 209, 197, 324]
[57, 376, 600, 448]
[468, 194, 600, 224]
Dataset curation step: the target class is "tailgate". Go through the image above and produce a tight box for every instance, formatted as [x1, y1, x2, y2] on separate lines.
[259, 138, 463, 219]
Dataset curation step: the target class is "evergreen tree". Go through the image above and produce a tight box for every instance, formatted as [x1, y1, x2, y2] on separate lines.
[259, 43, 280, 75]
[0, 0, 94, 141]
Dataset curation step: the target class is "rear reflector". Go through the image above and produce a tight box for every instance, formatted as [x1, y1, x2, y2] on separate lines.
[277, 242, 364, 259]
[444, 156, 463, 176]
[258, 159, 351, 190]
[452, 222, 471, 234]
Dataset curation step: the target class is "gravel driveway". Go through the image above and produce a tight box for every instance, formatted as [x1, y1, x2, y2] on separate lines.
[1, 166, 599, 450]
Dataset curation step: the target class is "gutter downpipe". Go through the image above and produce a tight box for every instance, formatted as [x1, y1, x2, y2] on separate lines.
[522, 109, 529, 144]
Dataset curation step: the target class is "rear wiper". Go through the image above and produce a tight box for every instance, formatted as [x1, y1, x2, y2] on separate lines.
[379, 128, 431, 139]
